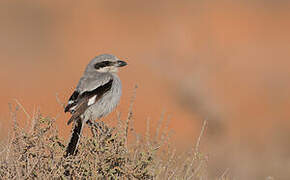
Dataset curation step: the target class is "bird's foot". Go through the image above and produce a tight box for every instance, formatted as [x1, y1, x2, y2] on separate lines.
[87, 120, 104, 136]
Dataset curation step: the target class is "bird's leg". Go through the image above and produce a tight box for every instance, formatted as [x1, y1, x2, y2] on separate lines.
[86, 119, 103, 137]
[86, 120, 97, 138]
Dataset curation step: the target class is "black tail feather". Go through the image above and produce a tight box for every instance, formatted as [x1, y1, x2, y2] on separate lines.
[65, 117, 83, 157]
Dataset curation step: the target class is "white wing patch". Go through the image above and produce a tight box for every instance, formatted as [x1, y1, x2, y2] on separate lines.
[68, 100, 74, 105]
[87, 95, 97, 106]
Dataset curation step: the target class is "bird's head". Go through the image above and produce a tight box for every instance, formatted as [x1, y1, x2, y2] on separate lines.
[85, 54, 127, 73]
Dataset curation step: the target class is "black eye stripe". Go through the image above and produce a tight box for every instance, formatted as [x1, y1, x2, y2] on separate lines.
[94, 61, 112, 69]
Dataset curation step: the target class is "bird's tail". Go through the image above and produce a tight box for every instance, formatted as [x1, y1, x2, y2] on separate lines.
[65, 117, 84, 157]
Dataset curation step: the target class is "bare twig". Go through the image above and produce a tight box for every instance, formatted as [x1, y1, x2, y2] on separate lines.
[155, 110, 165, 143]
[55, 93, 66, 109]
[145, 117, 151, 145]
[219, 168, 230, 180]
[125, 85, 138, 140]
[184, 119, 208, 178]
[195, 119, 208, 154]
[13, 99, 31, 120]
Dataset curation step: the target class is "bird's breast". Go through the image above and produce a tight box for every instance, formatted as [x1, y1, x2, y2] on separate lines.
[83, 75, 122, 121]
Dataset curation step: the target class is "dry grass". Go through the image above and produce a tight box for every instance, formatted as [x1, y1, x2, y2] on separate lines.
[0, 100, 211, 179]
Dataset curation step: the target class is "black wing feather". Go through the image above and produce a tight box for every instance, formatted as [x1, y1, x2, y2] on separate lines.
[80, 79, 113, 99]
[65, 79, 113, 115]
[64, 91, 80, 113]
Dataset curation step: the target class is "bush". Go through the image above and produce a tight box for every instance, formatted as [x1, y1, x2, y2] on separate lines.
[0, 104, 209, 179]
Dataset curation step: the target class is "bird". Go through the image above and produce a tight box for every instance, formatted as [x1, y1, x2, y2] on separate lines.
[64, 54, 127, 156]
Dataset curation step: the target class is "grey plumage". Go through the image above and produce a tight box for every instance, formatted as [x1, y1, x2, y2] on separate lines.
[64, 54, 127, 156]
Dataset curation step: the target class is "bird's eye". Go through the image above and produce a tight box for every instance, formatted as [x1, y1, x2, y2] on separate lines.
[95, 61, 111, 69]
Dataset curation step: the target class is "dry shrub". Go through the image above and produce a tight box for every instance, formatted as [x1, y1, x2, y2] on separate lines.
[0, 102, 210, 179]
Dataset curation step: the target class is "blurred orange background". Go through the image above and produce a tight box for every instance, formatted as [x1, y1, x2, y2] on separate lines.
[1, 0, 290, 178]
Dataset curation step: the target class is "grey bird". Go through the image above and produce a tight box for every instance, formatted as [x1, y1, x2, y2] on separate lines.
[64, 54, 127, 156]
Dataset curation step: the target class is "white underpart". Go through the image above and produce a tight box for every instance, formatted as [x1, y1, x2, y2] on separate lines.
[82, 73, 122, 121]
[88, 95, 97, 106]
[68, 100, 74, 105]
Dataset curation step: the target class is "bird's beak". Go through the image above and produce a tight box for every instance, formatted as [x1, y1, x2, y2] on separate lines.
[115, 60, 127, 67]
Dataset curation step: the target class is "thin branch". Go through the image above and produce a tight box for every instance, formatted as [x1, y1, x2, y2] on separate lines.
[195, 119, 208, 154]
[13, 99, 31, 120]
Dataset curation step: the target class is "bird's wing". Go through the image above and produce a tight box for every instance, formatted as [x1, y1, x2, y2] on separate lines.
[65, 73, 112, 113]
[65, 78, 113, 125]
[76, 73, 113, 93]
[64, 91, 80, 113]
